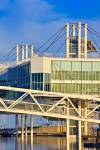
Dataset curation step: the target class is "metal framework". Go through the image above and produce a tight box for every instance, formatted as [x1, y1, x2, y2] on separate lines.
[0, 86, 99, 124]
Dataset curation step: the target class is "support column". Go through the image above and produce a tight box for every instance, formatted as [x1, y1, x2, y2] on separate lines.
[25, 115, 28, 139]
[78, 22, 81, 58]
[16, 44, 19, 64]
[15, 114, 18, 150]
[30, 115, 33, 138]
[66, 101, 70, 150]
[72, 24, 76, 37]
[84, 102, 88, 135]
[84, 23, 87, 59]
[31, 45, 34, 56]
[78, 101, 82, 150]
[25, 44, 28, 59]
[15, 114, 19, 137]
[66, 23, 70, 59]
[21, 114, 25, 138]
[30, 115, 33, 150]
[22, 45, 24, 61]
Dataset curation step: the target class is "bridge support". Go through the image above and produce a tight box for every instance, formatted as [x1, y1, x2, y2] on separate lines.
[15, 114, 19, 150]
[84, 102, 88, 135]
[30, 115, 33, 149]
[30, 115, 33, 137]
[78, 101, 82, 150]
[25, 115, 28, 139]
[66, 101, 69, 150]
[66, 119, 70, 150]
[15, 114, 19, 137]
[21, 114, 25, 138]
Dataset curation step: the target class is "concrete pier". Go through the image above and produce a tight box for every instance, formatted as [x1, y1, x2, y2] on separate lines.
[30, 115, 33, 138]
[78, 101, 82, 150]
[66, 101, 69, 150]
[21, 114, 25, 138]
[25, 115, 28, 139]
[15, 114, 19, 138]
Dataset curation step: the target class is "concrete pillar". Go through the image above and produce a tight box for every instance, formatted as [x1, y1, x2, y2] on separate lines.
[30, 115, 33, 150]
[66, 23, 70, 59]
[66, 101, 70, 150]
[15, 114, 19, 150]
[78, 101, 82, 150]
[30, 115, 33, 138]
[25, 44, 28, 59]
[15, 114, 19, 137]
[21, 114, 25, 138]
[72, 24, 76, 37]
[84, 102, 88, 135]
[78, 22, 81, 58]
[31, 45, 34, 56]
[84, 23, 88, 59]
[25, 115, 28, 139]
[22, 45, 24, 60]
[16, 44, 19, 64]
[21, 138, 24, 150]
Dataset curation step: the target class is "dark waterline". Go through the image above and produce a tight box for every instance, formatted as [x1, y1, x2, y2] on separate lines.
[0, 135, 96, 150]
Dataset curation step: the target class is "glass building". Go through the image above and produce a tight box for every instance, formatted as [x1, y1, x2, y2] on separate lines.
[0, 57, 100, 96]
[0, 22, 99, 136]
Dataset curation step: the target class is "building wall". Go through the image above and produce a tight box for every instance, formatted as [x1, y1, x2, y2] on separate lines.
[51, 59, 100, 95]
[31, 56, 51, 91]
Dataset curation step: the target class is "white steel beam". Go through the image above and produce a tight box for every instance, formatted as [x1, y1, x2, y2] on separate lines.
[78, 22, 81, 58]
[25, 44, 28, 59]
[8, 93, 28, 109]
[84, 23, 87, 59]
[0, 98, 7, 108]
[29, 93, 45, 113]
[0, 108, 100, 124]
[21, 114, 25, 138]
[72, 24, 76, 36]
[66, 23, 70, 58]
[46, 96, 67, 113]
[16, 44, 19, 64]
[0, 86, 100, 103]
[78, 101, 82, 150]
[67, 97, 83, 118]
[84, 103, 100, 119]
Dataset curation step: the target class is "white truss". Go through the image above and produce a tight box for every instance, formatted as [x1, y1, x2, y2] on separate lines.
[0, 86, 99, 124]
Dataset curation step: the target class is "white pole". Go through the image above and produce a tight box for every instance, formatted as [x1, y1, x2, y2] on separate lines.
[30, 115, 33, 138]
[66, 101, 70, 150]
[66, 23, 70, 59]
[72, 24, 76, 37]
[16, 44, 19, 64]
[26, 44, 28, 59]
[31, 45, 34, 57]
[84, 102, 88, 135]
[78, 22, 81, 58]
[15, 114, 19, 137]
[25, 115, 28, 139]
[22, 46, 24, 61]
[30, 115, 33, 150]
[84, 23, 88, 59]
[21, 114, 25, 138]
[78, 101, 82, 150]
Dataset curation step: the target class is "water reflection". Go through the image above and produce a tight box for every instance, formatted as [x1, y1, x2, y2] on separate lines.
[0, 135, 97, 150]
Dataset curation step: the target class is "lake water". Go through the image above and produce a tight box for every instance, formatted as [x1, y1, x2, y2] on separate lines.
[0, 135, 96, 150]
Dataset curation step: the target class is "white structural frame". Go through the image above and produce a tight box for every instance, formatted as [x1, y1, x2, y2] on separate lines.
[0, 86, 99, 125]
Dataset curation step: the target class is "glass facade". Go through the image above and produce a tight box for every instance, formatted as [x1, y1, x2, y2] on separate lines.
[2, 62, 30, 88]
[0, 62, 30, 98]
[69, 37, 85, 58]
[32, 73, 51, 91]
[51, 60, 100, 95]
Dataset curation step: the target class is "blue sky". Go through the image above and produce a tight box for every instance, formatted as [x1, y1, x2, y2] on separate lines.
[0, 0, 100, 127]
[0, 0, 99, 55]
